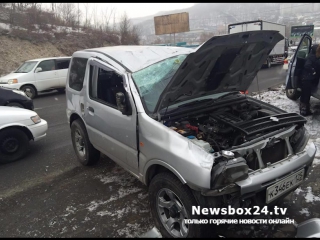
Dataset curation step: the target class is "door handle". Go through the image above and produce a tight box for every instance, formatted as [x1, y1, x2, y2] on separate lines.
[87, 106, 94, 113]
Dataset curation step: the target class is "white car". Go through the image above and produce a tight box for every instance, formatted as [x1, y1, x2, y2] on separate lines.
[0, 106, 48, 163]
[0, 57, 71, 99]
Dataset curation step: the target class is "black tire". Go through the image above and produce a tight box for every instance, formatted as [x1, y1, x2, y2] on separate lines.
[71, 119, 100, 166]
[286, 88, 301, 100]
[57, 88, 65, 93]
[6, 102, 24, 108]
[149, 172, 207, 238]
[0, 128, 29, 164]
[20, 85, 37, 99]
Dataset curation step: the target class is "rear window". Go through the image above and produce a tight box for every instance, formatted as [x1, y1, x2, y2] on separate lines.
[56, 59, 70, 70]
[69, 57, 88, 91]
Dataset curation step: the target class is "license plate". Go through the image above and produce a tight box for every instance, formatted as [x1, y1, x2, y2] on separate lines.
[266, 169, 305, 204]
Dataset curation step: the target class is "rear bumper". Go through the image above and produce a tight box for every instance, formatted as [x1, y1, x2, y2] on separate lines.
[27, 119, 48, 142]
[236, 142, 316, 195]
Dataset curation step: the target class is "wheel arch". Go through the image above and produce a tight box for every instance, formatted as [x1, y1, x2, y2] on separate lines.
[0, 125, 33, 140]
[69, 112, 85, 127]
[20, 84, 38, 95]
[144, 161, 187, 187]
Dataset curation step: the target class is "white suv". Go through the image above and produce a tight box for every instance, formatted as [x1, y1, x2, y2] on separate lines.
[66, 31, 315, 238]
[0, 57, 71, 99]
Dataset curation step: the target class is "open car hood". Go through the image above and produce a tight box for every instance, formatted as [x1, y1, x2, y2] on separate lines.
[155, 30, 284, 113]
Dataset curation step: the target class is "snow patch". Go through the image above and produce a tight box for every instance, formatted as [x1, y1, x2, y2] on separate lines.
[0, 22, 10, 30]
[117, 223, 141, 238]
[305, 186, 320, 203]
[295, 187, 303, 195]
[97, 206, 131, 218]
[86, 186, 142, 214]
[299, 208, 310, 216]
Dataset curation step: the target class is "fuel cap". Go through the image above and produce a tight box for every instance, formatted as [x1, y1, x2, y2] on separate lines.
[221, 150, 235, 159]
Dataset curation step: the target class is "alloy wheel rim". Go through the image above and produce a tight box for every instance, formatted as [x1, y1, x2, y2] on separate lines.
[156, 188, 189, 238]
[24, 88, 33, 98]
[74, 129, 85, 157]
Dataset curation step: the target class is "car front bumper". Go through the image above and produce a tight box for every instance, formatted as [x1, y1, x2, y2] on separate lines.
[27, 119, 48, 142]
[0, 83, 23, 90]
[236, 141, 316, 196]
[22, 99, 34, 110]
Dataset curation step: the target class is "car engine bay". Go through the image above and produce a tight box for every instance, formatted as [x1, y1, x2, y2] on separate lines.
[164, 98, 307, 171]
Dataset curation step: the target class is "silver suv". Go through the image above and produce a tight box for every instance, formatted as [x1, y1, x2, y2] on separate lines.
[66, 30, 316, 238]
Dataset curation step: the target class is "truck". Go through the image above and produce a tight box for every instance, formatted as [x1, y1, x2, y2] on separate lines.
[228, 20, 286, 68]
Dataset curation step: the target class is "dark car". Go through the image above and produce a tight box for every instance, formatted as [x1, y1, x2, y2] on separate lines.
[0, 86, 34, 110]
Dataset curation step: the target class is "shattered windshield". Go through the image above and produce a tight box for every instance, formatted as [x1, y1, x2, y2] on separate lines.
[15, 61, 38, 73]
[132, 54, 187, 112]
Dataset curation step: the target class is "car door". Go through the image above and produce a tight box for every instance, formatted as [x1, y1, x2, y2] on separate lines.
[34, 59, 59, 91]
[83, 58, 139, 175]
[55, 58, 71, 87]
[285, 34, 312, 90]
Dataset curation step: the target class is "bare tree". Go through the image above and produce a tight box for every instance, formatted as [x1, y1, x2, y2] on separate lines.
[101, 6, 115, 32]
[8, 3, 17, 25]
[112, 10, 117, 33]
[83, 3, 92, 28]
[130, 25, 141, 45]
[25, 3, 42, 29]
[199, 32, 214, 43]
[91, 4, 98, 29]
[119, 12, 131, 44]
[0, 3, 8, 8]
[76, 3, 81, 31]
[59, 3, 77, 27]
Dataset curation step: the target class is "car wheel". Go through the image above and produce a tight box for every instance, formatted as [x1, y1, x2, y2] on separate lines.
[0, 128, 29, 164]
[71, 119, 100, 166]
[149, 172, 207, 238]
[6, 102, 24, 108]
[286, 88, 301, 100]
[57, 88, 65, 93]
[20, 85, 37, 99]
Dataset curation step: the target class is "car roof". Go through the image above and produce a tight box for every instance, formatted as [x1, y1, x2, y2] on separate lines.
[26, 56, 71, 62]
[79, 45, 195, 72]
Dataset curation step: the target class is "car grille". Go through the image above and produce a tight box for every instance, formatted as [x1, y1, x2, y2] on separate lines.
[261, 139, 287, 165]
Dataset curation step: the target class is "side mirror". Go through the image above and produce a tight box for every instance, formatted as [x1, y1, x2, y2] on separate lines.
[116, 92, 131, 115]
[290, 40, 293, 45]
[35, 67, 42, 73]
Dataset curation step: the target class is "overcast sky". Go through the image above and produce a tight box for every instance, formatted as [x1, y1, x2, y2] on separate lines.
[90, 3, 195, 19]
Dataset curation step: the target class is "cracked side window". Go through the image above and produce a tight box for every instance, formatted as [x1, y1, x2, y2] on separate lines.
[132, 54, 187, 112]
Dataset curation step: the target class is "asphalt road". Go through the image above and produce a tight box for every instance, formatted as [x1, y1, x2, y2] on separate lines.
[247, 65, 287, 93]
[0, 65, 297, 237]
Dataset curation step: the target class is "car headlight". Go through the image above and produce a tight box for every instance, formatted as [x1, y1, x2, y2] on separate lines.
[290, 127, 309, 153]
[8, 79, 18, 84]
[12, 89, 27, 97]
[211, 156, 248, 189]
[31, 115, 41, 124]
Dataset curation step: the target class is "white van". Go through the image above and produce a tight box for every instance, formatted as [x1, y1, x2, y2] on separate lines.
[0, 57, 71, 99]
